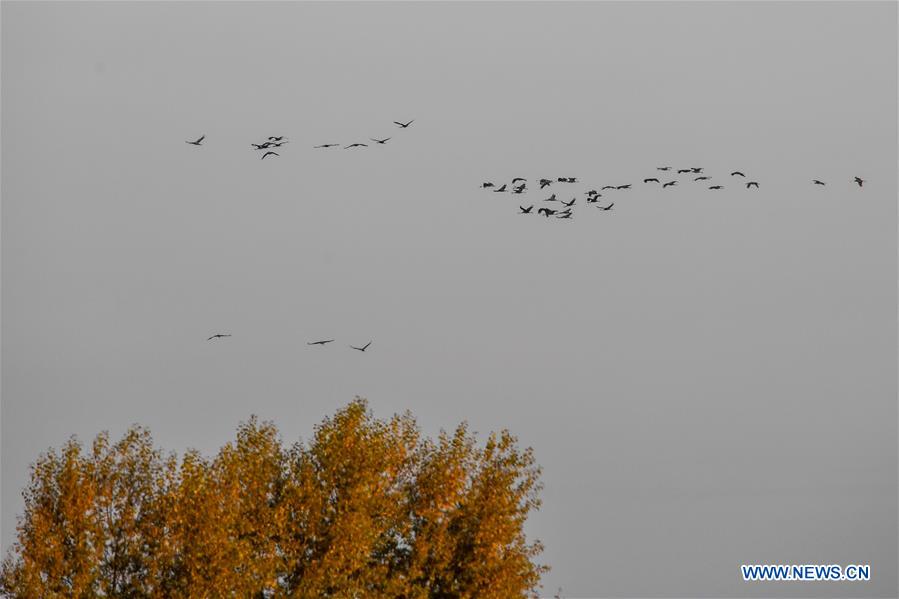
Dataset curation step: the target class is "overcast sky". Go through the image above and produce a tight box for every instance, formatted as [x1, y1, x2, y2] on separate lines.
[3, 2, 897, 597]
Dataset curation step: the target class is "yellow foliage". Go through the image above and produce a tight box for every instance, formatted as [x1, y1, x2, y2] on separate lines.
[2, 398, 547, 598]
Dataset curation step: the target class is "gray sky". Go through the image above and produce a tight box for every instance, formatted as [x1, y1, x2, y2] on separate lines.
[2, 2, 896, 597]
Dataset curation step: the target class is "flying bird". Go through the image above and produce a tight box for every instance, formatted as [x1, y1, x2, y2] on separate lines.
[677, 169, 692, 174]
[186, 135, 205, 146]
[394, 119, 414, 128]
[691, 168, 703, 173]
[616, 184, 631, 190]
[597, 203, 614, 211]
[561, 198, 576, 207]
[657, 166, 672, 171]
[708, 185, 723, 190]
[813, 179, 826, 185]
[643, 178, 660, 184]
[315, 143, 340, 148]
[731, 171, 746, 177]
[370, 137, 391, 144]
[854, 176, 864, 187]
[350, 341, 372, 352]
[345, 143, 368, 149]
[307, 339, 334, 346]
[482, 182, 495, 188]
[694, 176, 711, 181]
[512, 185, 526, 194]
[586, 189, 599, 196]
[586, 196, 600, 203]
[261, 151, 279, 159]
[663, 181, 677, 188]
[268, 136, 286, 142]
[512, 178, 527, 184]
[746, 181, 759, 189]
[252, 142, 273, 149]
[519, 205, 534, 214]
[601, 185, 616, 190]
[556, 212, 573, 219]
[494, 184, 507, 192]
[539, 179, 553, 189]
[207, 333, 231, 341]
[544, 194, 557, 202]
[538, 208, 557, 217]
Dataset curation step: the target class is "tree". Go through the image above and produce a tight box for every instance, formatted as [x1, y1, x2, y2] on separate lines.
[2, 398, 548, 598]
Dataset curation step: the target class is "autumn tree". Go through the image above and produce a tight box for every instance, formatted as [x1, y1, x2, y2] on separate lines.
[2, 398, 547, 598]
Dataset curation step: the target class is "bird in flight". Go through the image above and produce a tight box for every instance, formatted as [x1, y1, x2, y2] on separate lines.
[538, 207, 557, 217]
[731, 171, 745, 177]
[186, 135, 205, 146]
[854, 176, 864, 187]
[544, 194, 558, 202]
[677, 169, 692, 174]
[694, 176, 711, 181]
[512, 185, 526, 194]
[370, 137, 391, 144]
[207, 333, 231, 341]
[601, 185, 616, 190]
[261, 151, 279, 160]
[251, 142, 273, 149]
[663, 181, 677, 188]
[350, 341, 372, 352]
[616, 184, 631, 190]
[394, 119, 414, 128]
[586, 196, 600, 204]
[691, 168, 703, 173]
[519, 205, 534, 214]
[268, 136, 287, 142]
[345, 143, 368, 149]
[482, 182, 494, 188]
[708, 185, 723, 190]
[813, 179, 826, 186]
[494, 184, 507, 192]
[561, 198, 576, 207]
[657, 166, 672, 171]
[556, 212, 573, 219]
[315, 143, 340, 149]
[643, 178, 660, 184]
[746, 181, 759, 189]
[307, 339, 334, 346]
[597, 203, 614, 211]
[512, 177, 527, 184]
[539, 179, 553, 189]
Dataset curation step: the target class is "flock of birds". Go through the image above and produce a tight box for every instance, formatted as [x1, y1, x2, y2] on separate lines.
[185, 119, 414, 159]
[482, 168, 866, 220]
[207, 334, 372, 352]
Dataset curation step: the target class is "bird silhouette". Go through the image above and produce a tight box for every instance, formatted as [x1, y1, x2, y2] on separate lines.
[261, 151, 279, 160]
[556, 212, 573, 219]
[586, 196, 600, 204]
[663, 181, 677, 188]
[252, 142, 274, 149]
[519, 205, 534, 214]
[544, 194, 558, 202]
[731, 171, 745, 177]
[494, 184, 507, 192]
[854, 176, 864, 187]
[512, 177, 527, 184]
[561, 198, 576, 207]
[370, 137, 391, 144]
[586, 189, 599, 196]
[601, 185, 616, 190]
[314, 143, 340, 148]
[657, 166, 672, 171]
[350, 341, 372, 352]
[694, 176, 711, 181]
[746, 181, 759, 189]
[616, 184, 631, 190]
[345, 143, 368, 149]
[394, 119, 414, 128]
[643, 178, 660, 184]
[512, 185, 526, 194]
[677, 169, 691, 174]
[268, 136, 286, 142]
[186, 135, 205, 146]
[813, 180, 826, 186]
[708, 185, 723, 190]
[691, 168, 703, 173]
[538, 208, 557, 217]
[307, 339, 334, 346]
[539, 179, 553, 189]
[597, 203, 614, 211]
[482, 182, 495, 188]
[207, 333, 231, 340]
